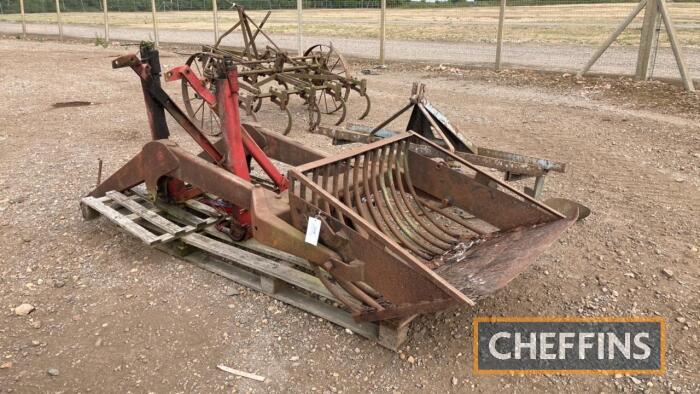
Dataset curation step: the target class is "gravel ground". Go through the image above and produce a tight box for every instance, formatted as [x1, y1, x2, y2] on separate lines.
[0, 20, 699, 81]
[0, 38, 698, 393]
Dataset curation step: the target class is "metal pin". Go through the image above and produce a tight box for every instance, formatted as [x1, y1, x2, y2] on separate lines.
[96, 158, 103, 186]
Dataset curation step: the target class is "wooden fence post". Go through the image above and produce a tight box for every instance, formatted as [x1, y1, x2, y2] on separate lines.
[577, 0, 647, 77]
[213, 0, 219, 43]
[635, 0, 659, 80]
[657, 0, 695, 91]
[55, 0, 63, 41]
[297, 0, 303, 56]
[379, 0, 386, 65]
[495, 0, 506, 71]
[19, 0, 26, 38]
[103, 0, 109, 43]
[151, 0, 160, 47]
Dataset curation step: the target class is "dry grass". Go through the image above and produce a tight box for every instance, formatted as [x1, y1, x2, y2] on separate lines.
[1, 3, 698, 46]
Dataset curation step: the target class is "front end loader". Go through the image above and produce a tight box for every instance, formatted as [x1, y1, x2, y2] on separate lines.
[81, 45, 576, 337]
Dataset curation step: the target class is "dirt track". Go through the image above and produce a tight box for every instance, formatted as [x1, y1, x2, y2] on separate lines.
[0, 38, 698, 393]
[1, 20, 700, 81]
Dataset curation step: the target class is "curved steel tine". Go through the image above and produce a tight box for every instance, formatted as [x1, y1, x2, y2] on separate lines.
[330, 163, 344, 222]
[399, 141, 463, 238]
[299, 179, 307, 202]
[353, 153, 380, 231]
[336, 277, 384, 311]
[321, 165, 332, 215]
[377, 144, 446, 255]
[343, 157, 368, 236]
[385, 143, 455, 249]
[311, 168, 320, 208]
[366, 148, 433, 260]
[313, 266, 362, 313]
[393, 141, 458, 243]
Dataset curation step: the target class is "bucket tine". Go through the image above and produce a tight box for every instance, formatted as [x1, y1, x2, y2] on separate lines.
[320, 165, 332, 215]
[386, 143, 457, 248]
[330, 163, 343, 221]
[367, 148, 435, 259]
[353, 153, 380, 231]
[362, 150, 433, 260]
[311, 168, 320, 208]
[393, 142, 461, 242]
[377, 145, 450, 254]
[399, 142, 463, 238]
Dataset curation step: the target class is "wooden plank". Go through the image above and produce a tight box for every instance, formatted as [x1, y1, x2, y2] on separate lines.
[378, 321, 411, 351]
[107, 191, 194, 236]
[185, 199, 223, 217]
[198, 224, 313, 270]
[81, 196, 162, 245]
[98, 195, 162, 220]
[130, 188, 218, 228]
[180, 232, 337, 302]
[92, 191, 410, 350]
[260, 276, 284, 294]
[216, 365, 265, 382]
[158, 201, 218, 227]
[238, 239, 313, 271]
[173, 248, 263, 291]
[96, 193, 140, 203]
[150, 195, 313, 270]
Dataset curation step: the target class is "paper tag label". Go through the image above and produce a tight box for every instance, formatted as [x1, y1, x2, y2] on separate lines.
[304, 216, 322, 246]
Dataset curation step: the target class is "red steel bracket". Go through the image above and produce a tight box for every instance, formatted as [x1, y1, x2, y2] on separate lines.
[164, 65, 216, 105]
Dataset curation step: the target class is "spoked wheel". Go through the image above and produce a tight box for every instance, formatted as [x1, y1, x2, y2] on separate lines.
[315, 89, 347, 125]
[181, 52, 221, 137]
[304, 44, 352, 100]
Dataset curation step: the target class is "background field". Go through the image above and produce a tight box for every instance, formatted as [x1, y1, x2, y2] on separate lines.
[1, 3, 699, 46]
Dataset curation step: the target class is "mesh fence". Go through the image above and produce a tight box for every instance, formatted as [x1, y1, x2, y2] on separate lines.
[0, 0, 698, 80]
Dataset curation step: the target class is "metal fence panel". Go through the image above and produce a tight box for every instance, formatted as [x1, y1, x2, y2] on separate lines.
[0, 0, 697, 83]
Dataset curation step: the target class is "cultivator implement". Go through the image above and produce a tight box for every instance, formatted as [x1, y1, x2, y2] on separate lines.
[181, 5, 370, 136]
[81, 45, 578, 348]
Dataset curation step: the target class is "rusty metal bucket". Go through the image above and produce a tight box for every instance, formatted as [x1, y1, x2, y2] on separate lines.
[284, 132, 575, 321]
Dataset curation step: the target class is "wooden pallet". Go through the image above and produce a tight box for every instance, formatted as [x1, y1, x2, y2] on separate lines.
[81, 189, 414, 350]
